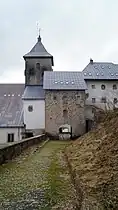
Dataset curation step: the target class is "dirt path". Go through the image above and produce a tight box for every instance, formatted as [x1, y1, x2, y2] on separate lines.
[0, 141, 77, 210]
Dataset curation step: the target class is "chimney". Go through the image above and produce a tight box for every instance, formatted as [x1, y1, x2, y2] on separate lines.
[90, 58, 93, 64]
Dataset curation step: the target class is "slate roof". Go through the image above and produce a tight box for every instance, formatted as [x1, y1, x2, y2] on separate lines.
[83, 62, 118, 80]
[43, 71, 87, 90]
[0, 84, 24, 127]
[22, 86, 45, 100]
[23, 35, 54, 66]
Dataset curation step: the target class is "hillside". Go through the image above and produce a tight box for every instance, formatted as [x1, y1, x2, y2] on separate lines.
[65, 110, 118, 209]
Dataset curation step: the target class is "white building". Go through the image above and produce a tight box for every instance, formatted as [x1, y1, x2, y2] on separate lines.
[83, 59, 118, 111]
[22, 86, 45, 135]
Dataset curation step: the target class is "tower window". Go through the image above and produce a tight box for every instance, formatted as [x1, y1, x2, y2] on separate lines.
[28, 105, 33, 112]
[36, 63, 40, 69]
[101, 84, 106, 90]
[113, 84, 117, 90]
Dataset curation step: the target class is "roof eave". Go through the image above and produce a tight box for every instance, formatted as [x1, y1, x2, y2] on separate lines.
[44, 88, 87, 91]
[23, 55, 54, 66]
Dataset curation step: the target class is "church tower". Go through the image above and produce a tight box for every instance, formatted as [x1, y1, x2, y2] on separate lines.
[23, 34, 54, 86]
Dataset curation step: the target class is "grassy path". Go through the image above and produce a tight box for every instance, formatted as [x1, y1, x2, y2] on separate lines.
[0, 141, 77, 210]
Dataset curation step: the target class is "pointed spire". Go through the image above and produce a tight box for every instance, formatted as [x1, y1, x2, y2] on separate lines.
[38, 34, 41, 42]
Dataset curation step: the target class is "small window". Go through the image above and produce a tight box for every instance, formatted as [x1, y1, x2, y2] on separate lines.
[92, 85, 95, 89]
[8, 133, 14, 142]
[28, 105, 33, 112]
[113, 84, 117, 90]
[36, 63, 40, 69]
[63, 109, 68, 118]
[101, 97, 106, 103]
[92, 98, 96, 103]
[53, 95, 57, 100]
[62, 95, 68, 104]
[101, 84, 106, 90]
[114, 98, 117, 104]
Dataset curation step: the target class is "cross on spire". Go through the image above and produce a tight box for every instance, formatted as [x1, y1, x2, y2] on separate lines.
[37, 22, 41, 42]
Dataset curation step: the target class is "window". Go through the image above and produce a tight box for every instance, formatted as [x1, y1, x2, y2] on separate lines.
[63, 109, 68, 118]
[92, 98, 96, 103]
[62, 95, 68, 104]
[53, 95, 57, 100]
[101, 97, 106, 103]
[101, 84, 106, 90]
[8, 133, 14, 142]
[114, 98, 117, 104]
[113, 84, 117, 90]
[92, 84, 96, 89]
[28, 105, 33, 112]
[36, 63, 40, 69]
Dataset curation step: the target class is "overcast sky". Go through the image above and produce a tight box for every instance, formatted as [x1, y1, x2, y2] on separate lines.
[0, 0, 118, 83]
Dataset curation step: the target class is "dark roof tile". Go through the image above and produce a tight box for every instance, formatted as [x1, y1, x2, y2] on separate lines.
[43, 71, 87, 90]
[0, 84, 24, 127]
[83, 62, 118, 80]
[22, 86, 45, 100]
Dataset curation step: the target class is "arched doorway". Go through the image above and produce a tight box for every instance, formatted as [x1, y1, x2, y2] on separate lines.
[59, 124, 72, 140]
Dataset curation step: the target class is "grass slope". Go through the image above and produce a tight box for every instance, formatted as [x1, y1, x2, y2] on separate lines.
[65, 110, 118, 209]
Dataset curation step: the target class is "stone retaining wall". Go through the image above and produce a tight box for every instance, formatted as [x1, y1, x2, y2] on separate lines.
[0, 134, 46, 165]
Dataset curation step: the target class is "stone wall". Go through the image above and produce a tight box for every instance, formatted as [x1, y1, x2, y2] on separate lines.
[45, 90, 86, 137]
[0, 134, 46, 165]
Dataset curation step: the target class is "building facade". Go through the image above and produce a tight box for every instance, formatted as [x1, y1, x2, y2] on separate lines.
[1, 34, 118, 143]
[22, 35, 118, 138]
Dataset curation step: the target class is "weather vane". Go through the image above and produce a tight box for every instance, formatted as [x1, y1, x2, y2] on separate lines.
[36, 22, 41, 37]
